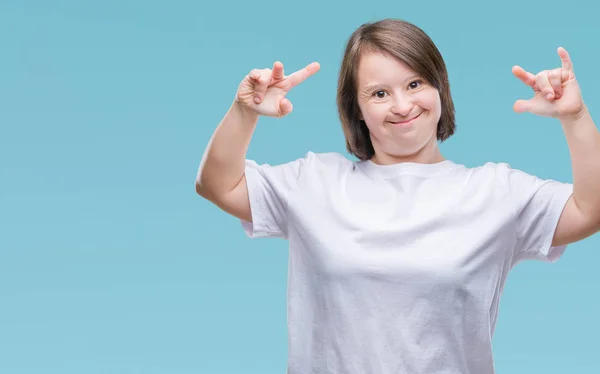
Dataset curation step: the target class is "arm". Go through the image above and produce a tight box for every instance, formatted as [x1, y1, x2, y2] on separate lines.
[552, 108, 600, 246]
[195, 101, 258, 222]
[512, 47, 600, 247]
[195, 60, 320, 222]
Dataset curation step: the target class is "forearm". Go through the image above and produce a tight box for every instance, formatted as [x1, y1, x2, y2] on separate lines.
[561, 106, 600, 222]
[196, 100, 259, 197]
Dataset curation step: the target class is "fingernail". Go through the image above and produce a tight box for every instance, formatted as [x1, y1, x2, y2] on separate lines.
[547, 93, 554, 100]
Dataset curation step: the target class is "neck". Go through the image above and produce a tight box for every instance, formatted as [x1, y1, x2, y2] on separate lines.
[370, 140, 445, 166]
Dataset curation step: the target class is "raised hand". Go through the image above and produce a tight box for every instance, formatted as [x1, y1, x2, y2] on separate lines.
[512, 47, 586, 121]
[235, 61, 320, 118]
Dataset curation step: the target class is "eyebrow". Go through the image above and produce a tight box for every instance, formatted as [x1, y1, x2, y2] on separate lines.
[361, 74, 421, 92]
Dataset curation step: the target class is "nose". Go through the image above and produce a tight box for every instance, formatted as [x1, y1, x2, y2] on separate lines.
[390, 92, 414, 116]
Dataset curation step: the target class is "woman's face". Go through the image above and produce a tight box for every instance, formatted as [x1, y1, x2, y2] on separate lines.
[356, 51, 443, 164]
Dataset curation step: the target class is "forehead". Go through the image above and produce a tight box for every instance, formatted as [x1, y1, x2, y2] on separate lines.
[356, 51, 417, 87]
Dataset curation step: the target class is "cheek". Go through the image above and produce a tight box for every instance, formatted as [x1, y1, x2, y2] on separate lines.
[415, 92, 438, 110]
[429, 92, 442, 113]
[415, 95, 442, 124]
[362, 104, 388, 122]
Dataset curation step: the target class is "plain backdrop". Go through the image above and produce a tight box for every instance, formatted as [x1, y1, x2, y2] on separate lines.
[1, 0, 599, 373]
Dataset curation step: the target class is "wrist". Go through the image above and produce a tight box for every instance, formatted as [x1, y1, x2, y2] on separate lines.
[232, 99, 260, 124]
[559, 105, 590, 126]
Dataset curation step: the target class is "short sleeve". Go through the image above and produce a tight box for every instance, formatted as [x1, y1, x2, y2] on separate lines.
[508, 167, 574, 263]
[240, 153, 309, 239]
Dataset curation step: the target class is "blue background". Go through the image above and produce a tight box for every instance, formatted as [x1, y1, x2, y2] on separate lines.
[1, 0, 599, 373]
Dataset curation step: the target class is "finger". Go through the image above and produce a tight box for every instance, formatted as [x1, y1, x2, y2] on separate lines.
[536, 71, 555, 100]
[286, 62, 321, 89]
[558, 47, 573, 73]
[548, 68, 562, 99]
[513, 99, 533, 113]
[249, 69, 261, 81]
[253, 69, 271, 104]
[278, 97, 294, 117]
[272, 61, 284, 80]
[512, 65, 536, 87]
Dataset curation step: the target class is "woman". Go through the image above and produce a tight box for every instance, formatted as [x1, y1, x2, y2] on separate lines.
[196, 18, 599, 374]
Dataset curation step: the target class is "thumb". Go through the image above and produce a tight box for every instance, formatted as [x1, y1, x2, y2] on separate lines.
[513, 99, 532, 113]
[278, 97, 294, 117]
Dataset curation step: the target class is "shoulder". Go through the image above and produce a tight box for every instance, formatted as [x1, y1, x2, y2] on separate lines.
[450, 161, 550, 201]
[466, 161, 513, 174]
[300, 151, 352, 163]
[465, 161, 572, 204]
[244, 151, 354, 184]
[295, 151, 355, 173]
[248, 151, 351, 166]
[465, 161, 534, 186]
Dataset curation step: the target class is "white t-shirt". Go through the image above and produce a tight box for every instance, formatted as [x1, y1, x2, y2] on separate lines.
[240, 151, 573, 374]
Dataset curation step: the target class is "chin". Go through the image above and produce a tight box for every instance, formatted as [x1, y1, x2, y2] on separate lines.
[382, 133, 437, 157]
[387, 146, 425, 158]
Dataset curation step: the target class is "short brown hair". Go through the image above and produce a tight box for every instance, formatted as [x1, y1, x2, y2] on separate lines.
[336, 18, 456, 161]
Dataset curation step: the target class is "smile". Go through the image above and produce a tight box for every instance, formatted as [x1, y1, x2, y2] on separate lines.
[389, 112, 422, 127]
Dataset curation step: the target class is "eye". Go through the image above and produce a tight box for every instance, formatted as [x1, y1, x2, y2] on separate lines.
[373, 90, 388, 99]
[408, 79, 423, 89]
